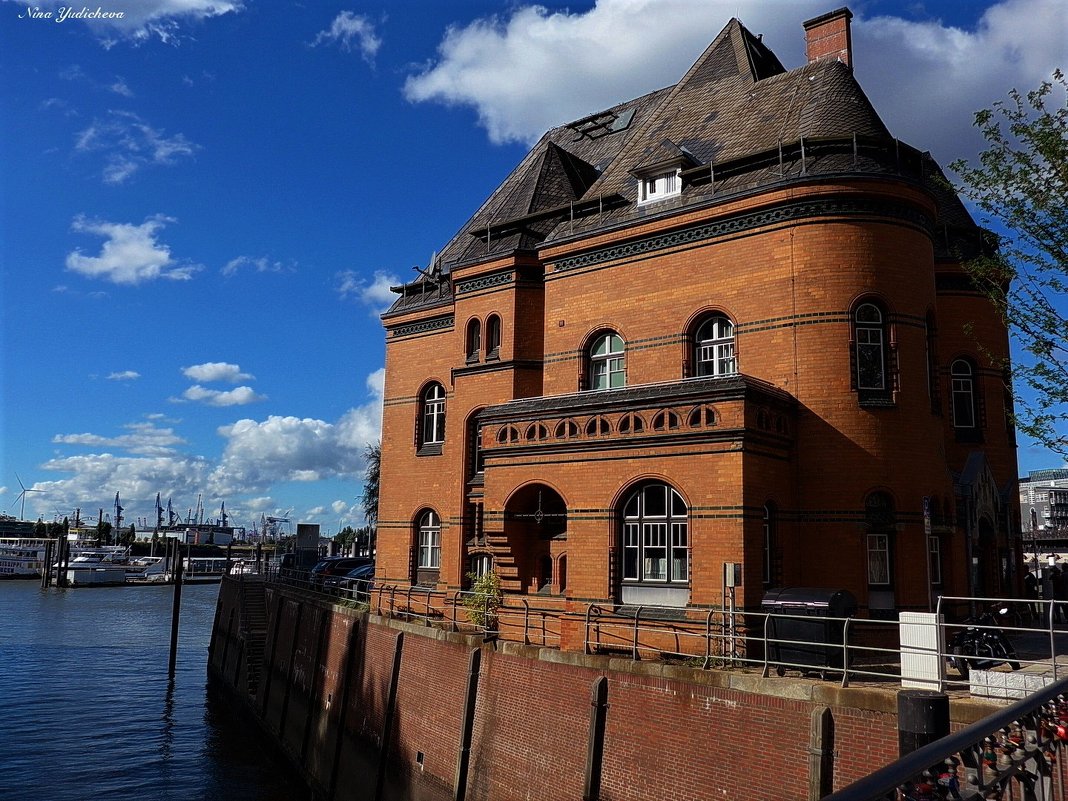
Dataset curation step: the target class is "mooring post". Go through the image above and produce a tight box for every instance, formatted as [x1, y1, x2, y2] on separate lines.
[453, 648, 482, 801]
[808, 706, 835, 800]
[373, 632, 404, 801]
[40, 540, 53, 588]
[583, 676, 609, 801]
[898, 689, 949, 756]
[167, 537, 185, 678]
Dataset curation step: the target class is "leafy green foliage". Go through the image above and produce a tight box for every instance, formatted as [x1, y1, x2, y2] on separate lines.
[463, 570, 501, 630]
[951, 71, 1068, 455]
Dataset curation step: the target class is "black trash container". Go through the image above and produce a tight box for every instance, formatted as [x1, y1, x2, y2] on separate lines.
[760, 587, 857, 677]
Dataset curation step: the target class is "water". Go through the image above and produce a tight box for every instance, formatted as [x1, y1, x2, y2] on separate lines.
[0, 580, 316, 800]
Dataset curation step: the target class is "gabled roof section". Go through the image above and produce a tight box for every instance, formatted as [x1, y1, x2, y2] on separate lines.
[386, 11, 978, 318]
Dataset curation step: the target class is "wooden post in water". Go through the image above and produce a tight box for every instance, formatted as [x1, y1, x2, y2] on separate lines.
[167, 537, 185, 678]
[40, 540, 53, 588]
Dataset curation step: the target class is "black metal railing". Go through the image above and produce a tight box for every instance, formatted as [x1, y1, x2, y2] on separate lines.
[826, 676, 1068, 799]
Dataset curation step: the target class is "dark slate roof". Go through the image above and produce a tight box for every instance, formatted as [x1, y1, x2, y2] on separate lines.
[385, 15, 975, 316]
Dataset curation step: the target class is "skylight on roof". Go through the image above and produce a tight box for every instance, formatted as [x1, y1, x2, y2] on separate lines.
[568, 107, 635, 140]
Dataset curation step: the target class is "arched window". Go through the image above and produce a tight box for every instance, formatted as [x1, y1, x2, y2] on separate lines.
[588, 332, 625, 390]
[466, 415, 485, 477]
[695, 315, 736, 377]
[554, 419, 579, 439]
[417, 510, 441, 570]
[621, 484, 688, 585]
[486, 315, 502, 358]
[951, 359, 976, 430]
[864, 492, 895, 587]
[465, 318, 482, 362]
[468, 552, 492, 579]
[420, 383, 446, 448]
[854, 302, 888, 395]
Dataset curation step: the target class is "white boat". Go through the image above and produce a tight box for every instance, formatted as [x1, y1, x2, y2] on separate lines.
[0, 538, 49, 578]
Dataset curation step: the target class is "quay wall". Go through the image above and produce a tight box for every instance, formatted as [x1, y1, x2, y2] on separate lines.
[209, 578, 997, 801]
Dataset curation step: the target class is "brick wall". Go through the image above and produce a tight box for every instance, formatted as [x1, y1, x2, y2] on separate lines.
[213, 582, 1018, 801]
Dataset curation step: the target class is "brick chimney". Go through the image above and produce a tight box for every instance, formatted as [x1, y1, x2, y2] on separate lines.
[803, 7, 853, 68]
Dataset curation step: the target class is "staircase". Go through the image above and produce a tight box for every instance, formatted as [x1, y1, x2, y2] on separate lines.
[485, 534, 522, 592]
[238, 578, 268, 698]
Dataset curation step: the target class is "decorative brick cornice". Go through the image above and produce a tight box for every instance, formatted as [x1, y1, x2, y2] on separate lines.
[550, 197, 933, 273]
[389, 315, 454, 339]
[455, 270, 514, 295]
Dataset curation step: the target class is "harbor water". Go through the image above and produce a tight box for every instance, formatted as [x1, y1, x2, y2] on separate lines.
[0, 579, 317, 800]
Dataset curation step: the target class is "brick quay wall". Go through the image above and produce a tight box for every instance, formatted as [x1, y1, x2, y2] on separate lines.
[208, 577, 998, 801]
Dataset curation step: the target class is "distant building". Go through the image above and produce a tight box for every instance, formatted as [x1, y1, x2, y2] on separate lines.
[1020, 469, 1068, 557]
[377, 7, 1020, 645]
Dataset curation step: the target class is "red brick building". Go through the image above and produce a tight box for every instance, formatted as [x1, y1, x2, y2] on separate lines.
[377, 8, 1020, 642]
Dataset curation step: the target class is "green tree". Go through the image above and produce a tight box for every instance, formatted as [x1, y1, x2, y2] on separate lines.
[34, 518, 46, 537]
[118, 524, 136, 547]
[951, 70, 1068, 456]
[97, 520, 113, 545]
[360, 442, 380, 555]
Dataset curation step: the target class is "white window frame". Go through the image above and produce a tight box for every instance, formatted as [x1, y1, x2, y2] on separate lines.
[951, 359, 976, 429]
[589, 333, 626, 390]
[421, 384, 446, 445]
[696, 315, 737, 377]
[637, 169, 681, 205]
[867, 532, 890, 585]
[418, 511, 441, 569]
[855, 303, 886, 391]
[622, 484, 688, 584]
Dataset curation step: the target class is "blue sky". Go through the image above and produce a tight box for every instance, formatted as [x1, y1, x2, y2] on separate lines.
[1, 0, 1065, 534]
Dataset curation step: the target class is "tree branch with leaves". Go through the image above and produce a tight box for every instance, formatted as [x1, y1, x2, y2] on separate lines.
[952, 70, 1068, 456]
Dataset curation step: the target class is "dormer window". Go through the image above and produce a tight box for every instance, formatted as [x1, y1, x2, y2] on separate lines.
[638, 170, 681, 205]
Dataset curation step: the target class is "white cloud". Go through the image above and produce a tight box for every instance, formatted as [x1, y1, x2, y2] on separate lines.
[75, 110, 197, 184]
[179, 385, 266, 406]
[221, 256, 293, 277]
[107, 370, 140, 381]
[336, 270, 399, 313]
[209, 371, 383, 496]
[182, 362, 253, 383]
[331, 500, 349, 515]
[52, 422, 185, 456]
[7, 0, 244, 46]
[109, 78, 133, 97]
[403, 0, 1066, 167]
[66, 215, 200, 285]
[310, 11, 381, 61]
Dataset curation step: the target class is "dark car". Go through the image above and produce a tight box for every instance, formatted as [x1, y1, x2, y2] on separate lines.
[310, 556, 373, 587]
[338, 563, 375, 599]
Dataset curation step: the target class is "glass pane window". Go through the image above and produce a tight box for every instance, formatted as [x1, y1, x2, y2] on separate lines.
[639, 170, 680, 203]
[621, 484, 687, 584]
[589, 333, 625, 390]
[928, 536, 941, 585]
[855, 304, 886, 391]
[422, 384, 446, 444]
[418, 511, 441, 569]
[951, 360, 975, 428]
[867, 533, 890, 585]
[696, 316, 736, 377]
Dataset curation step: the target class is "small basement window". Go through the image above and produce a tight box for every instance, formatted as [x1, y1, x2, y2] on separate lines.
[638, 170, 680, 205]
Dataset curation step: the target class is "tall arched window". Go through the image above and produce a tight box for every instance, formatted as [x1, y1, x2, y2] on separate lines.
[416, 510, 441, 569]
[854, 303, 886, 391]
[621, 483, 688, 587]
[589, 332, 625, 390]
[695, 315, 736, 377]
[864, 492, 895, 587]
[465, 318, 481, 362]
[951, 359, 976, 430]
[420, 383, 446, 448]
[485, 314, 502, 358]
[925, 311, 940, 413]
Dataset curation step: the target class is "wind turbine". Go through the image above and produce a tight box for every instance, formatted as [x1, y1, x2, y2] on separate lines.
[14, 474, 43, 521]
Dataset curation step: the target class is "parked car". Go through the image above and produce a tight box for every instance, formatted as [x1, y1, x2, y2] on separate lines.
[337, 563, 375, 599]
[310, 556, 373, 587]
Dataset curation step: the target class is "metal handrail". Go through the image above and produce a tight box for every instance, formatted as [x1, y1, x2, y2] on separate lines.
[824, 675, 1068, 800]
